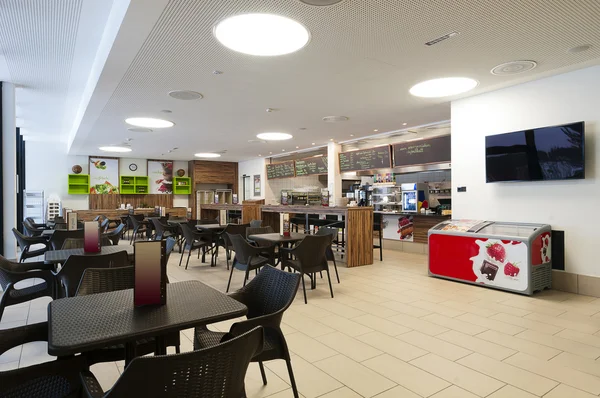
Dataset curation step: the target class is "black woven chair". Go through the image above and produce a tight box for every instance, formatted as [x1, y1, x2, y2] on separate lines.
[0, 255, 55, 322]
[226, 233, 274, 292]
[81, 326, 264, 398]
[281, 234, 333, 304]
[179, 223, 211, 269]
[249, 219, 262, 228]
[48, 229, 84, 251]
[151, 218, 175, 241]
[129, 215, 147, 244]
[315, 227, 341, 283]
[102, 223, 125, 246]
[245, 226, 274, 242]
[99, 218, 110, 233]
[12, 228, 48, 262]
[195, 266, 301, 398]
[0, 322, 87, 398]
[217, 223, 250, 269]
[22, 219, 43, 237]
[25, 217, 46, 229]
[53, 251, 129, 298]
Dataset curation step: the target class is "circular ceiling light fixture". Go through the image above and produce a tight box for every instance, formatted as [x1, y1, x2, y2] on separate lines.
[256, 132, 293, 141]
[125, 117, 174, 128]
[299, 0, 345, 5]
[214, 13, 310, 56]
[194, 153, 221, 158]
[409, 77, 478, 98]
[322, 116, 349, 122]
[127, 127, 153, 133]
[99, 146, 132, 153]
[168, 90, 203, 100]
[491, 60, 537, 76]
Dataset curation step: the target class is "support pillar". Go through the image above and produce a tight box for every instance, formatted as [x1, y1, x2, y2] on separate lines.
[327, 142, 342, 206]
[2, 82, 16, 257]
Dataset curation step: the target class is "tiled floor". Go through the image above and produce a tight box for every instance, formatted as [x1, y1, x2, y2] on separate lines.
[5, 244, 600, 397]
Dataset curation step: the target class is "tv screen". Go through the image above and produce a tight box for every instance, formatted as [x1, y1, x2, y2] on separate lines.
[485, 121, 585, 182]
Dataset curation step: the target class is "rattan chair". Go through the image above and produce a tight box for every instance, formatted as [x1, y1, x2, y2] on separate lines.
[281, 234, 333, 304]
[179, 223, 211, 269]
[249, 219, 262, 228]
[315, 227, 341, 283]
[25, 217, 46, 229]
[129, 215, 147, 244]
[102, 223, 125, 246]
[195, 266, 301, 398]
[12, 228, 48, 262]
[80, 326, 264, 398]
[49, 229, 84, 251]
[217, 223, 250, 269]
[226, 233, 274, 292]
[0, 322, 87, 398]
[0, 255, 56, 322]
[22, 219, 43, 237]
[99, 218, 110, 233]
[151, 218, 175, 241]
[245, 226, 274, 242]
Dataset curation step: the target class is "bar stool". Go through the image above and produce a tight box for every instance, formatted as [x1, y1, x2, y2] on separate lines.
[373, 213, 383, 261]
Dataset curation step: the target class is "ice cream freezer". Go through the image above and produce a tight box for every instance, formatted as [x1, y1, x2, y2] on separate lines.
[428, 220, 552, 295]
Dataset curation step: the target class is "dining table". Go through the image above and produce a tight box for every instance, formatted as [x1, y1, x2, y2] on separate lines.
[44, 245, 134, 264]
[248, 232, 306, 265]
[48, 280, 248, 366]
[195, 224, 226, 266]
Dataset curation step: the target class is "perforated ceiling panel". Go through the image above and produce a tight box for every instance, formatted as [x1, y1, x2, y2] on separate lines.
[73, 0, 600, 160]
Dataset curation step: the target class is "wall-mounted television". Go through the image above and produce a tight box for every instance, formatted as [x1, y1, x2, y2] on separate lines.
[485, 121, 585, 183]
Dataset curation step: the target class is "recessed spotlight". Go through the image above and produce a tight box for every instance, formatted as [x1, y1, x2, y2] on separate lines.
[409, 77, 478, 98]
[258, 154, 262, 156]
[323, 116, 349, 122]
[329, 138, 334, 141]
[311, 142, 315, 145]
[373, 129, 378, 132]
[194, 153, 221, 158]
[168, 90, 203, 100]
[257, 132, 293, 141]
[402, 123, 407, 126]
[568, 44, 592, 54]
[269, 151, 273, 154]
[99, 146, 132, 153]
[295, 146, 300, 149]
[125, 117, 174, 128]
[214, 13, 310, 56]
[282, 149, 286, 152]
[350, 134, 354, 137]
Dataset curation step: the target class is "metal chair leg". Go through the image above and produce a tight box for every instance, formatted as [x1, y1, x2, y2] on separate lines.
[301, 274, 307, 304]
[226, 263, 235, 292]
[258, 362, 267, 385]
[286, 359, 300, 398]
[332, 256, 340, 283]
[326, 267, 334, 298]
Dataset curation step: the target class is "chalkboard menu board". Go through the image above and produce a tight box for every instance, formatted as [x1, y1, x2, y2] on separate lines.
[339, 146, 391, 172]
[295, 156, 328, 176]
[393, 135, 451, 167]
[266, 161, 295, 179]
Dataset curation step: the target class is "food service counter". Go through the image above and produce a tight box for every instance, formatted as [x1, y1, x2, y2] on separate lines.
[199, 202, 262, 224]
[74, 207, 187, 222]
[378, 212, 451, 244]
[261, 205, 373, 268]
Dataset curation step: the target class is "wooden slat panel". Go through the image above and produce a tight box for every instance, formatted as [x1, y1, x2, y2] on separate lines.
[75, 207, 186, 222]
[412, 215, 450, 244]
[89, 194, 173, 210]
[189, 160, 239, 219]
[241, 203, 261, 224]
[346, 207, 373, 267]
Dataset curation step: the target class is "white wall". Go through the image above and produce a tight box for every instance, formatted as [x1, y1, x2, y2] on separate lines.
[451, 65, 600, 276]
[238, 158, 266, 201]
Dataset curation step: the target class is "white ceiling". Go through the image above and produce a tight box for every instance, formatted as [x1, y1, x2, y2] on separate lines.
[4, 0, 600, 161]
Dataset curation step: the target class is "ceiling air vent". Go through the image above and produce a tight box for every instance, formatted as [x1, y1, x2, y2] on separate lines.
[127, 127, 153, 133]
[425, 31, 459, 46]
[168, 90, 203, 100]
[491, 60, 537, 75]
[299, 0, 344, 5]
[323, 116, 349, 122]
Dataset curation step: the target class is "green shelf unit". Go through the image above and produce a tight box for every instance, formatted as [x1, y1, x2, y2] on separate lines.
[68, 174, 90, 195]
[173, 177, 192, 195]
[120, 176, 149, 195]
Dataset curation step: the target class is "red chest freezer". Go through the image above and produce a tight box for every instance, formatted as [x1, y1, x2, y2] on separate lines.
[428, 220, 552, 295]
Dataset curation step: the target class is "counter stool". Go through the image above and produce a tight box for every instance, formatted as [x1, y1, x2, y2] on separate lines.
[373, 213, 383, 261]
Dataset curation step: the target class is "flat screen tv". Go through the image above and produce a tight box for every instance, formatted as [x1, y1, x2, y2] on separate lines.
[485, 121, 585, 182]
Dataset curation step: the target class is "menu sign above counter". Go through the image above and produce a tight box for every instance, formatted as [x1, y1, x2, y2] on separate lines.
[295, 156, 328, 176]
[393, 135, 451, 167]
[266, 161, 295, 179]
[339, 146, 391, 172]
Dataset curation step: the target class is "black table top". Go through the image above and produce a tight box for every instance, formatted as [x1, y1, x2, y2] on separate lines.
[248, 232, 306, 243]
[44, 245, 134, 264]
[48, 280, 247, 357]
[41, 230, 55, 237]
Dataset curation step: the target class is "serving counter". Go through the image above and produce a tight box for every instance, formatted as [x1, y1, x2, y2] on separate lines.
[198, 201, 262, 224]
[73, 207, 187, 222]
[261, 205, 373, 268]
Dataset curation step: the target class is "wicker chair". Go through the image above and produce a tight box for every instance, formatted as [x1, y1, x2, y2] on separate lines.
[217, 223, 250, 269]
[179, 223, 211, 269]
[226, 233, 274, 292]
[281, 234, 333, 304]
[129, 215, 147, 244]
[48, 229, 84, 251]
[99, 218, 110, 233]
[102, 223, 125, 246]
[245, 226, 274, 242]
[0, 256, 55, 322]
[81, 326, 264, 398]
[249, 219, 262, 228]
[151, 218, 175, 241]
[0, 322, 87, 398]
[315, 227, 341, 283]
[25, 217, 46, 229]
[195, 266, 301, 398]
[22, 219, 43, 237]
[12, 228, 48, 262]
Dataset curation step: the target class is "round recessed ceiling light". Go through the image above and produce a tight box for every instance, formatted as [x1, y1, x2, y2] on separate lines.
[168, 90, 203, 100]
[402, 123, 408, 126]
[214, 13, 310, 56]
[568, 44, 592, 54]
[409, 77, 478, 98]
[127, 127, 153, 133]
[194, 153, 221, 158]
[125, 117, 174, 128]
[299, 0, 345, 5]
[256, 132, 293, 141]
[491, 60, 537, 76]
[99, 146, 132, 153]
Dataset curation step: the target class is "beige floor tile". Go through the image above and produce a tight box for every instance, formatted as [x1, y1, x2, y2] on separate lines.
[556, 329, 600, 349]
[470, 299, 531, 317]
[1, 306, 29, 323]
[499, 298, 566, 317]
[267, 355, 342, 398]
[316, 314, 374, 337]
[387, 313, 449, 336]
[285, 332, 338, 362]
[550, 352, 600, 377]
[319, 332, 383, 362]
[430, 385, 479, 398]
[282, 312, 335, 338]
[346, 300, 399, 318]
[0, 361, 18, 371]
[0, 345, 22, 365]
[351, 314, 410, 336]
[19, 341, 54, 368]
[245, 363, 291, 398]
[456, 313, 524, 335]
[396, 330, 472, 361]
[311, 299, 366, 319]
[409, 300, 465, 318]
[317, 387, 362, 398]
[439, 300, 497, 317]
[516, 329, 600, 359]
[543, 384, 598, 398]
[372, 385, 421, 398]
[380, 301, 432, 318]
[315, 354, 396, 398]
[505, 352, 600, 395]
[457, 353, 557, 396]
[486, 385, 537, 398]
[489, 313, 564, 335]
[289, 304, 334, 320]
[89, 362, 120, 392]
[357, 331, 428, 362]
[261, 389, 305, 398]
[477, 330, 561, 360]
[525, 312, 600, 334]
[363, 354, 449, 397]
[436, 330, 516, 361]
[421, 313, 487, 336]
[410, 353, 505, 397]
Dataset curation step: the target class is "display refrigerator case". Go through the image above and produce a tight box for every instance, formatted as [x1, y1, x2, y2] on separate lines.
[428, 220, 552, 295]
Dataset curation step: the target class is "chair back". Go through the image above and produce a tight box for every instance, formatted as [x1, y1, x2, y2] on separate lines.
[75, 266, 134, 296]
[22, 220, 41, 236]
[0, 255, 22, 289]
[104, 327, 264, 398]
[291, 235, 330, 272]
[100, 218, 109, 233]
[227, 233, 259, 265]
[57, 251, 130, 297]
[180, 222, 199, 245]
[315, 227, 338, 260]
[151, 218, 168, 240]
[165, 237, 176, 262]
[12, 228, 33, 248]
[49, 229, 84, 250]
[130, 215, 145, 230]
[246, 226, 274, 240]
[249, 219, 262, 228]
[221, 223, 250, 248]
[239, 266, 300, 319]
[61, 238, 84, 250]
[103, 223, 124, 245]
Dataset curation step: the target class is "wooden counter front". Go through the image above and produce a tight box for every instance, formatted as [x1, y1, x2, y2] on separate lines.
[260, 206, 373, 268]
[74, 207, 186, 222]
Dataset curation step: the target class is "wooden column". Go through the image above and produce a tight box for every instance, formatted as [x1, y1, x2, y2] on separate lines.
[241, 200, 264, 224]
[346, 207, 373, 267]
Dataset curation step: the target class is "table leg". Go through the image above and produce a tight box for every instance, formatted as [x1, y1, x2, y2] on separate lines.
[125, 342, 136, 367]
[155, 335, 167, 356]
[305, 214, 309, 234]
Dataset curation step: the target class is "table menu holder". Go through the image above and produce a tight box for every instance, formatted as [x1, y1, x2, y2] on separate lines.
[67, 211, 78, 230]
[134, 240, 167, 307]
[83, 221, 101, 253]
[282, 213, 290, 237]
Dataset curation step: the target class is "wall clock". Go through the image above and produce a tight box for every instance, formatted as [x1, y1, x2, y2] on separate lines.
[129, 163, 138, 171]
